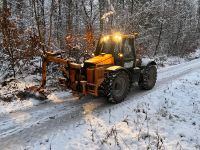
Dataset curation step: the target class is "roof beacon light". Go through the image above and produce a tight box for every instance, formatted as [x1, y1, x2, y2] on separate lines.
[102, 36, 110, 42]
[113, 33, 122, 42]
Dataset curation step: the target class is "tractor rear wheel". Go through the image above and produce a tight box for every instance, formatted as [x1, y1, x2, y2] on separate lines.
[139, 65, 157, 90]
[102, 71, 130, 104]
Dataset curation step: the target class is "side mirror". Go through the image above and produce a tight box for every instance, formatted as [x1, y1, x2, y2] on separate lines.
[133, 32, 139, 38]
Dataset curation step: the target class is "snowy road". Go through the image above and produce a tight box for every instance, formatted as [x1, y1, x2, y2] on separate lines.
[0, 58, 200, 149]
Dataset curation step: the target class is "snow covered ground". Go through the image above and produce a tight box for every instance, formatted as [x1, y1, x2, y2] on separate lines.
[27, 60, 200, 150]
[0, 57, 200, 150]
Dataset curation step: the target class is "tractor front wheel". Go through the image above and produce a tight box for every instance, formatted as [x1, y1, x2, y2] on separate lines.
[102, 71, 130, 104]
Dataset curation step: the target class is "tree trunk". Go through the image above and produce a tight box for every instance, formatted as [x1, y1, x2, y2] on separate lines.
[99, 0, 104, 33]
[32, 0, 46, 53]
[154, 22, 163, 56]
[48, 0, 54, 46]
[197, 0, 200, 35]
[66, 0, 73, 36]
[3, 0, 7, 10]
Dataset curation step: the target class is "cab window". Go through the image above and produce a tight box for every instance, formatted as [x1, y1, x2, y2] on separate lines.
[123, 39, 134, 59]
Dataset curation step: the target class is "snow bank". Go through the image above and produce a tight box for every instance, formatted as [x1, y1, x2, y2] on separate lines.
[0, 99, 41, 114]
[0, 74, 41, 114]
[155, 49, 200, 67]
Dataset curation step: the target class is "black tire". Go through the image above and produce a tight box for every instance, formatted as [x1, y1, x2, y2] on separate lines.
[101, 71, 130, 104]
[139, 65, 157, 90]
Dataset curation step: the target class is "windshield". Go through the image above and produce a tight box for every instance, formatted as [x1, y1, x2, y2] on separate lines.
[101, 40, 115, 54]
[95, 37, 121, 55]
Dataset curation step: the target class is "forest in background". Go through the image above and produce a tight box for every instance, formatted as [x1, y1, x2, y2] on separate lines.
[0, 0, 200, 78]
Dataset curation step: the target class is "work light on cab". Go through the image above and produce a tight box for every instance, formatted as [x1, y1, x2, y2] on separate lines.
[113, 33, 122, 42]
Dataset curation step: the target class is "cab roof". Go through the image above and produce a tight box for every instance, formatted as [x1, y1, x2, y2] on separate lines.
[101, 33, 139, 39]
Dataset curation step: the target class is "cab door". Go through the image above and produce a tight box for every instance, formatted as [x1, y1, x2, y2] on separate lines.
[122, 38, 135, 68]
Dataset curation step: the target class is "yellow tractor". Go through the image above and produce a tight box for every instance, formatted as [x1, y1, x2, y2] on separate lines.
[32, 33, 157, 103]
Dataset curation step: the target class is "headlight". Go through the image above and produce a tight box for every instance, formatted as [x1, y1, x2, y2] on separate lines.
[118, 53, 123, 57]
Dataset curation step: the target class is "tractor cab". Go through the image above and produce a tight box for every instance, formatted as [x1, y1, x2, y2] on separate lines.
[93, 33, 137, 68]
